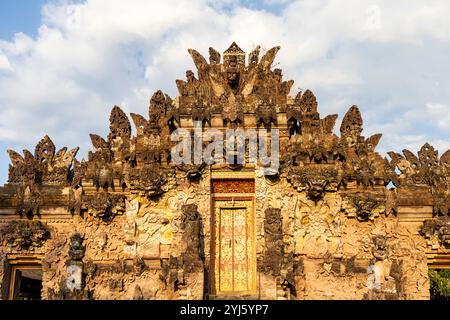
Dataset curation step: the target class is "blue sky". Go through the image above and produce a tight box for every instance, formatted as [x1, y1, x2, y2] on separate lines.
[0, 0, 288, 40]
[1, 0, 450, 185]
[0, 0, 49, 183]
[0, 0, 48, 39]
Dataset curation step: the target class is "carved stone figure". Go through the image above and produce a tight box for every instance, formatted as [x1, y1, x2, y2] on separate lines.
[372, 235, 389, 261]
[0, 220, 50, 250]
[256, 101, 277, 127]
[176, 163, 207, 180]
[342, 195, 385, 222]
[180, 204, 203, 271]
[128, 165, 172, 198]
[365, 236, 400, 300]
[420, 217, 450, 248]
[287, 167, 339, 201]
[260, 208, 284, 276]
[16, 184, 42, 217]
[53, 233, 91, 300]
[68, 233, 85, 263]
[83, 192, 126, 221]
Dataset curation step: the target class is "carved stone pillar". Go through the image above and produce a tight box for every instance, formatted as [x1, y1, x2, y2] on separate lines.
[175, 204, 205, 299]
[48, 233, 90, 300]
[259, 208, 295, 299]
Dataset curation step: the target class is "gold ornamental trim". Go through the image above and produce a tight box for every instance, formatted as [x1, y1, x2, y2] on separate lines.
[211, 171, 255, 180]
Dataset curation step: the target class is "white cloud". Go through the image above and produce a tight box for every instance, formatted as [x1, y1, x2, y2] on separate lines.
[0, 33, 34, 56]
[426, 103, 450, 130]
[0, 51, 12, 71]
[0, 58, 11, 72]
[1, 0, 450, 183]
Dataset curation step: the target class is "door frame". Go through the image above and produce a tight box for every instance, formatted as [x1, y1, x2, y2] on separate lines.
[210, 195, 256, 296]
[2, 255, 43, 301]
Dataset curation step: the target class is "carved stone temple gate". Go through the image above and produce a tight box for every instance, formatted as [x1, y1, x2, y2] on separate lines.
[211, 178, 257, 298]
[1, 42, 450, 300]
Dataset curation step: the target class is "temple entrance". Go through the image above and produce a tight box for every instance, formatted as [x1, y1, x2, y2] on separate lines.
[210, 179, 256, 297]
[8, 265, 43, 300]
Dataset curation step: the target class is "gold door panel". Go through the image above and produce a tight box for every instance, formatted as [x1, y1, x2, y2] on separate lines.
[219, 208, 234, 292]
[233, 207, 248, 292]
[213, 200, 256, 295]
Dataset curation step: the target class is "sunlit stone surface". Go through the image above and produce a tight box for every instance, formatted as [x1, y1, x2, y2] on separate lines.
[0, 43, 449, 300]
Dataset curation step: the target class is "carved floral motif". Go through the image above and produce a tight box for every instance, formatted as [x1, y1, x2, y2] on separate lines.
[0, 220, 50, 250]
[7, 135, 79, 185]
[388, 143, 450, 215]
[211, 179, 255, 194]
[420, 216, 450, 249]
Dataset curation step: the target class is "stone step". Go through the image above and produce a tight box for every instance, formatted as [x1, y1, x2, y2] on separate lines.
[208, 294, 260, 300]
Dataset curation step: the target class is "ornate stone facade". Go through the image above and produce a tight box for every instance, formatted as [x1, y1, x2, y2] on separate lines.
[0, 43, 448, 300]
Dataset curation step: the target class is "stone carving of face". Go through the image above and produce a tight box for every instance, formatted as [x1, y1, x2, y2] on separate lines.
[229, 55, 237, 68]
[256, 102, 275, 125]
[142, 170, 166, 196]
[226, 56, 240, 90]
[71, 233, 83, 250]
[372, 235, 388, 261]
[306, 178, 328, 202]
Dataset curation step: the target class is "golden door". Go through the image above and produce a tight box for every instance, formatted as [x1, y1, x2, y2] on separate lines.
[213, 200, 256, 295]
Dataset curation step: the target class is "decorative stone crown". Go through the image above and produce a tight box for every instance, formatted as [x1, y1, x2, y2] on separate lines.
[4, 43, 450, 218]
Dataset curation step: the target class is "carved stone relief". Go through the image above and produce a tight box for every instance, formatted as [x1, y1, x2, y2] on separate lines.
[0, 42, 444, 301]
[0, 220, 50, 250]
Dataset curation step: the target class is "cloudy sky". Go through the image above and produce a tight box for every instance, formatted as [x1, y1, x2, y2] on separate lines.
[0, 0, 450, 184]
